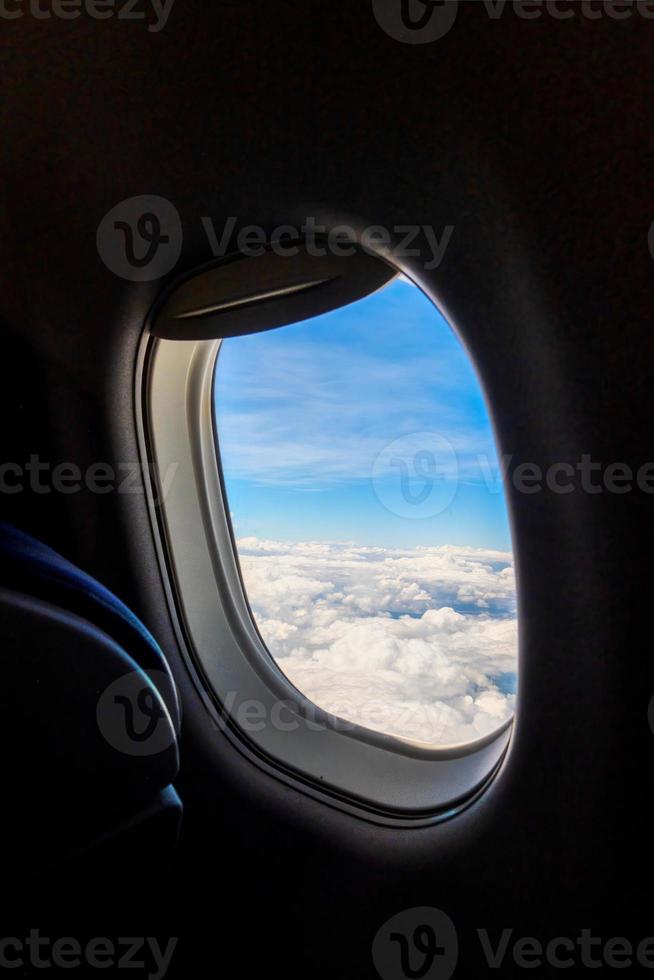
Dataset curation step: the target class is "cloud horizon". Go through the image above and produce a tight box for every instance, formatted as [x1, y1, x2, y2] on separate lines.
[236, 536, 518, 747]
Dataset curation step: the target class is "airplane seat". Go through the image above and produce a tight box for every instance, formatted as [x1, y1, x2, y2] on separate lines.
[0, 520, 182, 885]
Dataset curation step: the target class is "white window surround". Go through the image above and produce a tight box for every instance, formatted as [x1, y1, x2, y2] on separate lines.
[137, 333, 513, 827]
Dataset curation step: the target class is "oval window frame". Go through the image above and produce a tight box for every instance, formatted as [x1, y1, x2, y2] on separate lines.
[137, 243, 515, 826]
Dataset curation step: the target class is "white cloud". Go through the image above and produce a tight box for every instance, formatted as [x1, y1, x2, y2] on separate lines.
[236, 538, 518, 747]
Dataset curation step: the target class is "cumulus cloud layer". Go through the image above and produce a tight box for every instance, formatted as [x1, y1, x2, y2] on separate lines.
[236, 538, 518, 747]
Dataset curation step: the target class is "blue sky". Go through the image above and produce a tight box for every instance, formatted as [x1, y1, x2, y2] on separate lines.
[214, 278, 512, 551]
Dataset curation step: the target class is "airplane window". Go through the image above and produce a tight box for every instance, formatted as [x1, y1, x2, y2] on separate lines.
[213, 278, 517, 748]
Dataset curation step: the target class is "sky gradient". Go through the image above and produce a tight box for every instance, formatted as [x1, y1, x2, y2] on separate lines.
[214, 277, 511, 552]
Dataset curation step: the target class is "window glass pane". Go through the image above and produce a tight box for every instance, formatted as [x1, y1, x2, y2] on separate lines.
[214, 278, 517, 747]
